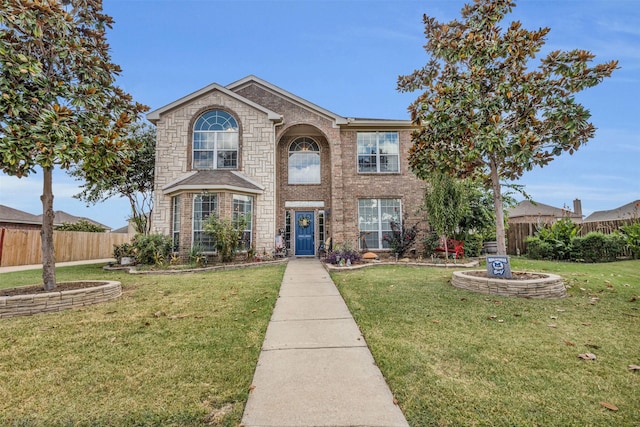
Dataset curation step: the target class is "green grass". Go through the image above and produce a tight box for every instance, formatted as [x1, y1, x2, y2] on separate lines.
[0, 263, 285, 426]
[332, 259, 640, 427]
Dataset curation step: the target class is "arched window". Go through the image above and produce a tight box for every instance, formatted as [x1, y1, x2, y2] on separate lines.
[193, 110, 239, 170]
[288, 137, 320, 184]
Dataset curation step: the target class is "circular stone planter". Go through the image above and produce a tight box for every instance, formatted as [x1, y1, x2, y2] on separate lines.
[451, 270, 566, 298]
[0, 281, 122, 319]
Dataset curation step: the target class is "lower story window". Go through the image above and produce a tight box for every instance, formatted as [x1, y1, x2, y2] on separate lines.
[193, 194, 218, 252]
[172, 196, 180, 252]
[358, 198, 401, 250]
[233, 194, 253, 250]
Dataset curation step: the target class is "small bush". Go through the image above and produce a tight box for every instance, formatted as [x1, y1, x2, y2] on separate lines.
[422, 232, 441, 257]
[571, 232, 626, 262]
[382, 220, 418, 257]
[525, 236, 555, 260]
[203, 214, 248, 262]
[113, 242, 135, 263]
[132, 234, 173, 265]
[620, 222, 640, 259]
[460, 233, 482, 257]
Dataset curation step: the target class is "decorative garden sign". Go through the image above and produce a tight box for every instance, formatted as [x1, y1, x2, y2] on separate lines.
[486, 256, 512, 279]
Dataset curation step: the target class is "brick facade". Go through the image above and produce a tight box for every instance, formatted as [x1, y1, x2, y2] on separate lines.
[148, 76, 426, 258]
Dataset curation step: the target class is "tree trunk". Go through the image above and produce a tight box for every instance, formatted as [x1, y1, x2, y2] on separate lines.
[41, 166, 56, 291]
[489, 158, 507, 255]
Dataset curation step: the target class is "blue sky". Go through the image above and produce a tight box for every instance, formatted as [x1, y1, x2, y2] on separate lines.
[1, 0, 638, 228]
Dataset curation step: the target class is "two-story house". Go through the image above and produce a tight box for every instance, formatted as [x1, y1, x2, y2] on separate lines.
[148, 76, 426, 258]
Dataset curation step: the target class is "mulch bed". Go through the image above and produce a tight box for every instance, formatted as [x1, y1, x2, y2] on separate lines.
[463, 271, 548, 280]
[1, 282, 109, 297]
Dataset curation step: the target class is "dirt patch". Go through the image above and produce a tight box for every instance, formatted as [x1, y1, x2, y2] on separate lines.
[463, 270, 548, 280]
[1, 282, 110, 297]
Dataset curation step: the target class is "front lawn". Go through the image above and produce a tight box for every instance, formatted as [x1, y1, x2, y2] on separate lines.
[332, 259, 640, 426]
[0, 263, 285, 426]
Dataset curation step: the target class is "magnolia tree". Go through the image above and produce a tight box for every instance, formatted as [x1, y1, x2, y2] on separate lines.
[398, 0, 617, 255]
[73, 121, 156, 235]
[0, 0, 148, 290]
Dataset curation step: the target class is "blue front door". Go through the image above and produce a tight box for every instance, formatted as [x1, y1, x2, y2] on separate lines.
[295, 211, 315, 256]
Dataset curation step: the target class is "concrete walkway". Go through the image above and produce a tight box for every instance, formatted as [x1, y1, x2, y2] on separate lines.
[242, 257, 409, 427]
[0, 259, 114, 273]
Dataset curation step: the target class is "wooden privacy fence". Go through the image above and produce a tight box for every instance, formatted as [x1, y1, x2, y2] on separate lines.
[507, 219, 636, 255]
[0, 228, 135, 267]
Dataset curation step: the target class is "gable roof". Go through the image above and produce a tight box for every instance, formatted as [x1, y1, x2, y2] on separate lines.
[0, 205, 43, 225]
[147, 80, 283, 123]
[162, 170, 265, 195]
[508, 200, 579, 219]
[227, 75, 349, 125]
[228, 75, 413, 128]
[584, 200, 640, 222]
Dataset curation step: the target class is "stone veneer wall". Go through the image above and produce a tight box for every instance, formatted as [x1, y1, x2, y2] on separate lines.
[151, 89, 277, 253]
[451, 271, 566, 298]
[0, 281, 122, 319]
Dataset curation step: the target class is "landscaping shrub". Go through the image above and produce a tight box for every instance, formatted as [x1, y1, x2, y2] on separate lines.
[571, 232, 626, 262]
[132, 233, 173, 265]
[524, 236, 555, 260]
[459, 233, 482, 257]
[422, 231, 441, 257]
[382, 220, 418, 257]
[620, 222, 640, 259]
[527, 218, 580, 260]
[203, 214, 248, 262]
[325, 242, 362, 265]
[112, 242, 135, 264]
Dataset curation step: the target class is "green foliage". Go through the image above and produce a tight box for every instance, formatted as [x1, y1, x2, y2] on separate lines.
[189, 244, 207, 267]
[524, 236, 555, 260]
[423, 172, 469, 242]
[529, 218, 581, 260]
[398, 0, 617, 255]
[459, 232, 483, 258]
[382, 220, 419, 257]
[54, 219, 106, 232]
[113, 242, 135, 263]
[73, 121, 156, 235]
[571, 232, 626, 263]
[131, 234, 172, 266]
[203, 214, 248, 262]
[0, 0, 148, 288]
[422, 231, 442, 257]
[620, 222, 640, 259]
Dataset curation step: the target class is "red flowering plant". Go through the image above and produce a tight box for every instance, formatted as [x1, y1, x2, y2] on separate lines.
[382, 221, 419, 257]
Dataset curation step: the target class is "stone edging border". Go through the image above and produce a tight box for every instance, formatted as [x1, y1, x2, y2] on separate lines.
[1, 281, 122, 319]
[451, 270, 566, 298]
[323, 259, 480, 272]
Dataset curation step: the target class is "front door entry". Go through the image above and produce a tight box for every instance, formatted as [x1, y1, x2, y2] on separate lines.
[295, 211, 315, 256]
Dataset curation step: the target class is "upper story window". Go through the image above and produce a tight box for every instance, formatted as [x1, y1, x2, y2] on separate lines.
[288, 137, 320, 184]
[357, 132, 399, 173]
[193, 110, 239, 170]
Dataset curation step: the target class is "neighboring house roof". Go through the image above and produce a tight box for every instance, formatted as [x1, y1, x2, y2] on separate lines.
[0, 204, 43, 226]
[112, 225, 130, 234]
[162, 170, 265, 195]
[35, 210, 111, 231]
[508, 200, 578, 219]
[147, 79, 283, 123]
[584, 200, 640, 222]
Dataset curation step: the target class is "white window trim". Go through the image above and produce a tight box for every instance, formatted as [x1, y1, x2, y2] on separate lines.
[356, 131, 400, 174]
[358, 198, 402, 249]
